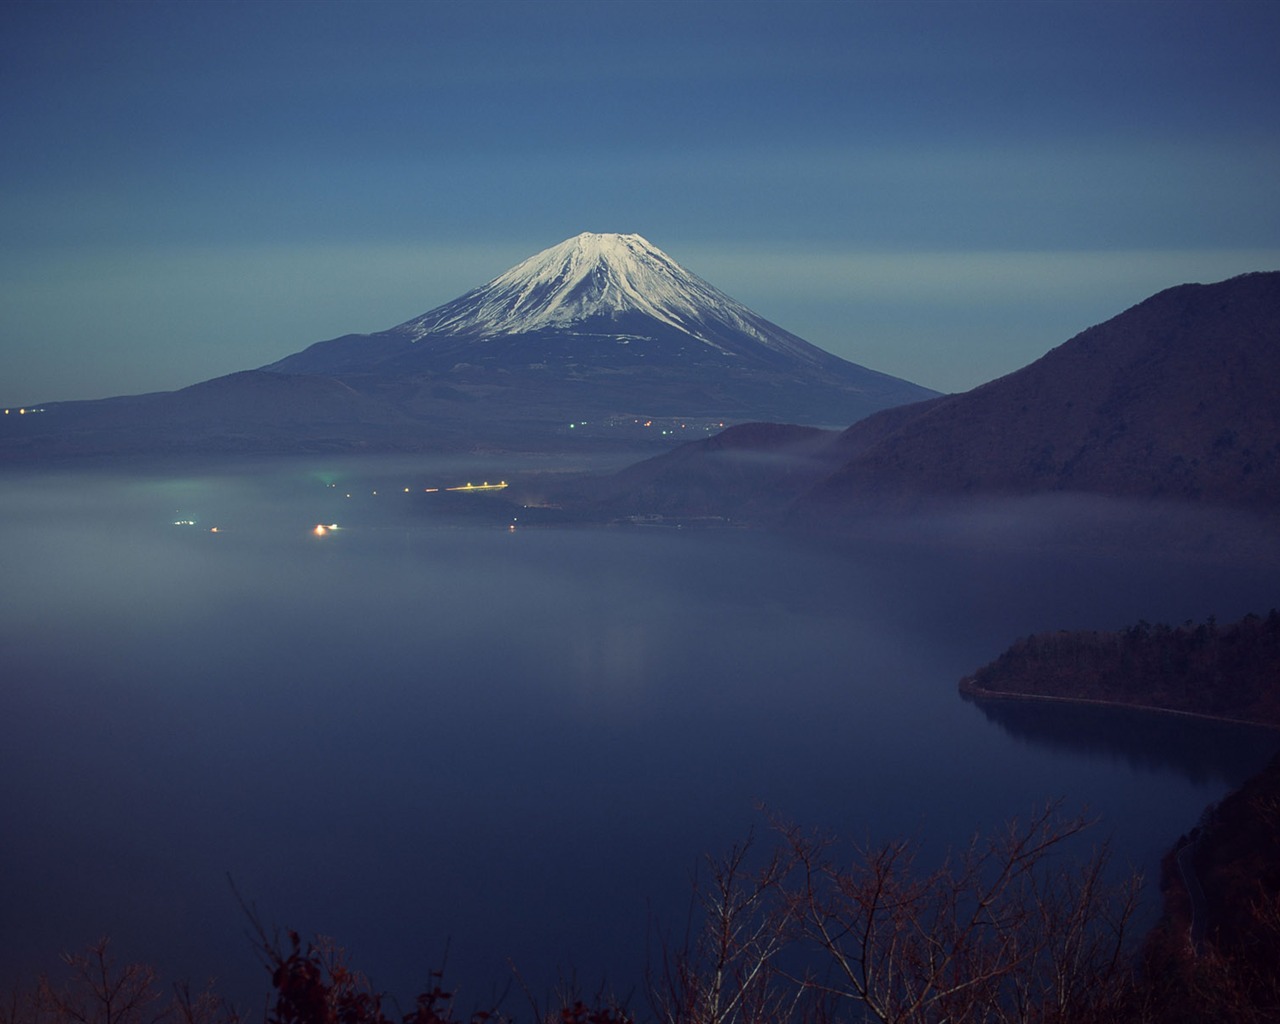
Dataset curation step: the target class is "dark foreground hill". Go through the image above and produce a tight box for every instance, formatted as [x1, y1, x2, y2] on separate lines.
[1144, 750, 1280, 1022]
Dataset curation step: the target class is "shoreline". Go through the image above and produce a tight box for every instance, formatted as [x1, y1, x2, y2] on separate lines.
[957, 677, 1280, 733]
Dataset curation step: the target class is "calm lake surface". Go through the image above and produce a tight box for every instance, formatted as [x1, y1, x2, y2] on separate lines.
[2, 455, 1278, 1007]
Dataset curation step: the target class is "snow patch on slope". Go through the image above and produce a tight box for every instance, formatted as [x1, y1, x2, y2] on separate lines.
[388, 232, 821, 362]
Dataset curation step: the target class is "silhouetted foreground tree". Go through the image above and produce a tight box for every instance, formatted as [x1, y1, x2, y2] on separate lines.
[249, 918, 636, 1024]
[652, 805, 1141, 1024]
[0, 938, 239, 1024]
[7, 798, 1279, 1024]
[650, 838, 802, 1024]
[783, 808, 1142, 1024]
[261, 931, 492, 1024]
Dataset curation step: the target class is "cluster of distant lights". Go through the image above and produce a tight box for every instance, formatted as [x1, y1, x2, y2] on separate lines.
[173, 477, 514, 539]
[3, 407, 45, 415]
[174, 516, 337, 537]
[173, 518, 220, 533]
[163, 416, 725, 540]
[315, 479, 512, 534]
[161, 416, 724, 541]
[569, 418, 726, 436]
[324, 480, 507, 497]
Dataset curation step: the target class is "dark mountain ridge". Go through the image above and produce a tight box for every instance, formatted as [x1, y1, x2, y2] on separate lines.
[796, 271, 1280, 520]
[576, 271, 1280, 528]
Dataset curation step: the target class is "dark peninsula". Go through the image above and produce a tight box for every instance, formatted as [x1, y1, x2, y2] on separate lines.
[959, 610, 1280, 729]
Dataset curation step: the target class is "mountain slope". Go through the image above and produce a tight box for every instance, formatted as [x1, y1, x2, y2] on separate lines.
[1, 233, 937, 459]
[389, 232, 839, 367]
[533, 421, 844, 522]
[0, 371, 413, 458]
[794, 271, 1280, 519]
[574, 272, 1280, 526]
[266, 232, 866, 372]
[262, 232, 937, 428]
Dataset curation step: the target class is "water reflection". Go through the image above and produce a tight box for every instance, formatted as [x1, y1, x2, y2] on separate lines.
[964, 696, 1280, 788]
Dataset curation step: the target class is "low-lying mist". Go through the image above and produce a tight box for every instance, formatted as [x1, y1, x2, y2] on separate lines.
[2, 455, 1277, 1007]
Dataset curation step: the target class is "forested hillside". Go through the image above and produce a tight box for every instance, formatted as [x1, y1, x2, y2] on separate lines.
[960, 610, 1280, 726]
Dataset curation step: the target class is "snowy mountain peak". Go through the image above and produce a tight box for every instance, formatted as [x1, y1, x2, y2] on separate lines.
[257, 230, 942, 424]
[388, 232, 816, 360]
[476, 231, 706, 332]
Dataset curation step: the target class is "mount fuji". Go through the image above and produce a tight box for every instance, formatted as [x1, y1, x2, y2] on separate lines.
[262, 232, 936, 431]
[1, 233, 937, 457]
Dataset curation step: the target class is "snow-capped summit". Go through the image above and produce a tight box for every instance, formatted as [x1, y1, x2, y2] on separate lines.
[399, 233, 704, 335]
[261, 231, 940, 430]
[385, 231, 834, 368]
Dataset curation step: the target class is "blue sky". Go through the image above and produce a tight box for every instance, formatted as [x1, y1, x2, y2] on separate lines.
[2, 0, 1278, 406]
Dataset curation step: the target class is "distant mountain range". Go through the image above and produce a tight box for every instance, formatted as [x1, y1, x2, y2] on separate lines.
[0, 233, 935, 458]
[557, 271, 1280, 524]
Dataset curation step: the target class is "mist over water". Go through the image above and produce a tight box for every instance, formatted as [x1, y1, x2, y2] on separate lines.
[2, 456, 1278, 1008]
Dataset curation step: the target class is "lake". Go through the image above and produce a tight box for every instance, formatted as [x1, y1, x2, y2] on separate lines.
[2, 455, 1278, 1009]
